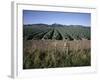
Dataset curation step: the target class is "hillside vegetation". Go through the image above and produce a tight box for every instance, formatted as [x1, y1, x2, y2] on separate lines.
[23, 23, 90, 41]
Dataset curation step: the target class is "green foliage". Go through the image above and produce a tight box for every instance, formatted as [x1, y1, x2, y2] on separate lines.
[23, 24, 91, 40]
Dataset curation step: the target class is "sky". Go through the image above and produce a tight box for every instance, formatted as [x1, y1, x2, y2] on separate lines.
[23, 10, 91, 26]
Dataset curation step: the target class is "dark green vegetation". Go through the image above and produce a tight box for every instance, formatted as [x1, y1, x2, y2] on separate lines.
[23, 24, 91, 69]
[23, 23, 90, 41]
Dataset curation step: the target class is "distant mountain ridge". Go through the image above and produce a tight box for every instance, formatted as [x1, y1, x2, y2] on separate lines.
[24, 23, 90, 28]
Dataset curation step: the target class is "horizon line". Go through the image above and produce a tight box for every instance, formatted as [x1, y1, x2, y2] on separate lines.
[23, 23, 91, 27]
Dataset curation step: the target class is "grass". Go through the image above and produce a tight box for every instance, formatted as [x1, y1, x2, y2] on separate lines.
[23, 40, 91, 69]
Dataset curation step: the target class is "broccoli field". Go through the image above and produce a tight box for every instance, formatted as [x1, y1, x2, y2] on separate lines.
[23, 24, 91, 69]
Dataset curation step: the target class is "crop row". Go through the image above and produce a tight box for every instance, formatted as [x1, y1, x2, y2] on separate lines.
[23, 25, 90, 40]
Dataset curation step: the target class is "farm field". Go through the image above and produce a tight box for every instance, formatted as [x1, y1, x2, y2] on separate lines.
[23, 24, 90, 41]
[23, 24, 91, 69]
